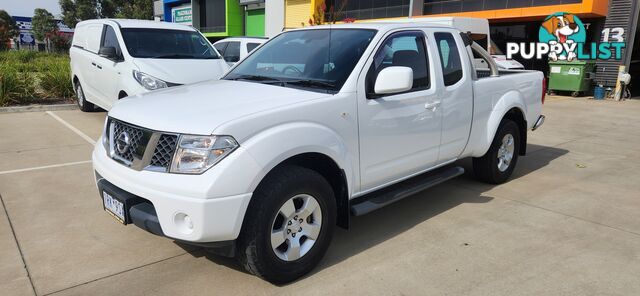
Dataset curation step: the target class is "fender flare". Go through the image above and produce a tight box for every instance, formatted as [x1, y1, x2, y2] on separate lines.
[475, 90, 527, 156]
[239, 121, 356, 196]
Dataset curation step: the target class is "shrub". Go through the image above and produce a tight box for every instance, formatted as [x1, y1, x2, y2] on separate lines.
[0, 51, 70, 105]
[39, 61, 74, 98]
[0, 65, 35, 106]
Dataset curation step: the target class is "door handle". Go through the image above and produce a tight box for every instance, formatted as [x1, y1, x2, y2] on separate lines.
[91, 62, 96, 66]
[424, 101, 441, 111]
[96, 64, 102, 69]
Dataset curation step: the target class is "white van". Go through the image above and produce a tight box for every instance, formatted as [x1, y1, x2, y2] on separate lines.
[70, 19, 229, 112]
[376, 17, 525, 70]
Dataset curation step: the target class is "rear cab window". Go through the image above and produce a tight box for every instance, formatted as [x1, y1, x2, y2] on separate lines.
[434, 32, 463, 86]
[246, 42, 261, 53]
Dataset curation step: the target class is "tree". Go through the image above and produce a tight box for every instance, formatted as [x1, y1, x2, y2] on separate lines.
[59, 0, 153, 27]
[60, 0, 98, 28]
[32, 8, 58, 52]
[111, 0, 154, 20]
[0, 10, 19, 50]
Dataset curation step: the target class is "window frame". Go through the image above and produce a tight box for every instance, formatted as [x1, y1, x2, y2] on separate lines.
[365, 30, 431, 99]
[99, 24, 124, 61]
[434, 32, 464, 87]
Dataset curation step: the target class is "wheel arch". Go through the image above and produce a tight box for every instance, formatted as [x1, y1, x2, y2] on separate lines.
[503, 107, 527, 155]
[251, 152, 350, 230]
[476, 91, 528, 157]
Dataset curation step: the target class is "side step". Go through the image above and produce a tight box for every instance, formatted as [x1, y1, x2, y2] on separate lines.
[350, 166, 465, 216]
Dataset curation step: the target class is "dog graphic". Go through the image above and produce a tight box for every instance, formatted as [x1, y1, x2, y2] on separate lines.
[541, 13, 580, 61]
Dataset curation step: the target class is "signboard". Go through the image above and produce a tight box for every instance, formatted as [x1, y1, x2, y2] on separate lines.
[172, 6, 192, 25]
[12, 16, 73, 45]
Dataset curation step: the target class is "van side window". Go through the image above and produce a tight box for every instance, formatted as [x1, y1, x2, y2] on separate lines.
[366, 31, 430, 97]
[101, 25, 122, 59]
[434, 32, 463, 86]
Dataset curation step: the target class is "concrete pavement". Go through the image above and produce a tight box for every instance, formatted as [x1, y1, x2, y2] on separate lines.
[1, 97, 639, 295]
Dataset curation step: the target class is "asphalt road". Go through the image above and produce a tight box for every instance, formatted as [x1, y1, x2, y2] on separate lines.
[1, 96, 639, 295]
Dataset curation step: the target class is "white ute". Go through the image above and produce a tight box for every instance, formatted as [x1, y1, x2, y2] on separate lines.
[93, 22, 545, 283]
[70, 19, 229, 112]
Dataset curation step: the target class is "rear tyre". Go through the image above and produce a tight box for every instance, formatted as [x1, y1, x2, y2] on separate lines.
[75, 82, 94, 112]
[473, 119, 520, 184]
[237, 165, 336, 284]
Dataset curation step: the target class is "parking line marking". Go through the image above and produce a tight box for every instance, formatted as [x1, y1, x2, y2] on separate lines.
[0, 160, 92, 175]
[45, 111, 97, 145]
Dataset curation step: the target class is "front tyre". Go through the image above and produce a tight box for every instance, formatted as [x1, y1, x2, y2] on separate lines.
[473, 119, 520, 184]
[237, 165, 336, 284]
[75, 82, 95, 112]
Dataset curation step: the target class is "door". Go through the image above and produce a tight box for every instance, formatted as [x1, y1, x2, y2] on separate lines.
[78, 24, 103, 103]
[357, 31, 442, 191]
[431, 31, 473, 162]
[94, 24, 126, 109]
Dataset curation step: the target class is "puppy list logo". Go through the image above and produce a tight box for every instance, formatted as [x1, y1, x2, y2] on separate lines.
[506, 12, 625, 61]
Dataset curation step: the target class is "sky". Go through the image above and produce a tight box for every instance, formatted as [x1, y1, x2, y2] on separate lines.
[0, 0, 62, 18]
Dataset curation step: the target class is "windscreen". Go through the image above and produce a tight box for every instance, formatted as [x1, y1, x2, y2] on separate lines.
[225, 29, 377, 93]
[121, 28, 220, 59]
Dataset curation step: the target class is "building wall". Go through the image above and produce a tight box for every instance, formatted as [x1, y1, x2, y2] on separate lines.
[246, 9, 266, 36]
[192, 0, 243, 38]
[311, 0, 609, 23]
[285, 0, 314, 29]
[265, 0, 285, 37]
[163, 0, 191, 22]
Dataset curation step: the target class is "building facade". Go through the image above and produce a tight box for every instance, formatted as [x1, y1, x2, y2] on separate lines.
[154, 0, 639, 90]
[280, 0, 639, 89]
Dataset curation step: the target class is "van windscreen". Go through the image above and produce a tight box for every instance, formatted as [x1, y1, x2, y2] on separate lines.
[121, 28, 220, 59]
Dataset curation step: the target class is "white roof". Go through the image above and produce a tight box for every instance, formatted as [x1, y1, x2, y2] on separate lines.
[76, 19, 196, 31]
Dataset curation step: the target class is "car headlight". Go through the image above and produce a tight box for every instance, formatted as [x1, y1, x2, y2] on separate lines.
[102, 117, 110, 151]
[133, 70, 168, 90]
[170, 135, 238, 174]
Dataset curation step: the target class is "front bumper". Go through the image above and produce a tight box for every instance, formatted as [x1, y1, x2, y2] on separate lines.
[93, 142, 254, 243]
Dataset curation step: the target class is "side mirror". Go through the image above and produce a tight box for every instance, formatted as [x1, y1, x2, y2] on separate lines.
[374, 66, 413, 95]
[98, 47, 118, 60]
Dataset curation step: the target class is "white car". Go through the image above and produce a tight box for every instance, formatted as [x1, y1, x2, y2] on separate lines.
[213, 37, 267, 66]
[93, 22, 545, 283]
[70, 19, 229, 112]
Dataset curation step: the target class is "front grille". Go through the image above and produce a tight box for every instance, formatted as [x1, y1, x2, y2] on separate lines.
[150, 134, 178, 168]
[108, 118, 179, 172]
[112, 121, 144, 163]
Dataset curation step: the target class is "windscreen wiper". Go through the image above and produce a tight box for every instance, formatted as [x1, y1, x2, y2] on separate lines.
[228, 75, 286, 86]
[284, 79, 336, 89]
[151, 54, 198, 59]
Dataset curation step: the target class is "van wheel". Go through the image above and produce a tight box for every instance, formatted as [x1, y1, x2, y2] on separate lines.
[473, 119, 520, 184]
[237, 165, 336, 284]
[75, 82, 94, 112]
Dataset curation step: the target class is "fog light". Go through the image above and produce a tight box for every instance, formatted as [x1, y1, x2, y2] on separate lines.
[174, 212, 194, 234]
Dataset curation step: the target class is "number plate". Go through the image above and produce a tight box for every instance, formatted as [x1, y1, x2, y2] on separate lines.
[103, 191, 125, 223]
